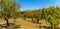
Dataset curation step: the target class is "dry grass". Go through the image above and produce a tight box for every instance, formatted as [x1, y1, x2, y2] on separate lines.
[1, 18, 60, 29]
[15, 18, 40, 29]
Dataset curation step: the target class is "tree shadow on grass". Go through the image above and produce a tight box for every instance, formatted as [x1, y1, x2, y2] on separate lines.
[0, 23, 21, 29]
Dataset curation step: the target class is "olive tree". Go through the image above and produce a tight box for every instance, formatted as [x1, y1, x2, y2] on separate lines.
[0, 0, 20, 26]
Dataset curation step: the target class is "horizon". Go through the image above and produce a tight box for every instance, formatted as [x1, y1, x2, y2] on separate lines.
[16, 0, 60, 11]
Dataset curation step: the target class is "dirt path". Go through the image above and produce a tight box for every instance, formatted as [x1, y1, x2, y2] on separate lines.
[16, 18, 40, 29]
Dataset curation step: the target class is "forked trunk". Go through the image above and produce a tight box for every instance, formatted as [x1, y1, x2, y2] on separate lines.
[6, 19, 9, 26]
[4, 17, 9, 26]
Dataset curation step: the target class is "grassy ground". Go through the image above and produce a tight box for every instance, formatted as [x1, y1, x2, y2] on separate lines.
[15, 18, 40, 29]
[1, 18, 60, 29]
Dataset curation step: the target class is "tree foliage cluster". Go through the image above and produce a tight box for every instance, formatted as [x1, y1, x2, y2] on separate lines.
[20, 6, 60, 19]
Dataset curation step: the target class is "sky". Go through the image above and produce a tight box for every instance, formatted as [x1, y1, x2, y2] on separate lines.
[16, 0, 60, 11]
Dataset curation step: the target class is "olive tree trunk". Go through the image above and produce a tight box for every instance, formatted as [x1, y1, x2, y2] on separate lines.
[4, 17, 9, 26]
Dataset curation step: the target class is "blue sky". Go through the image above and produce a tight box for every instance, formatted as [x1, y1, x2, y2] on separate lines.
[16, 0, 60, 11]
